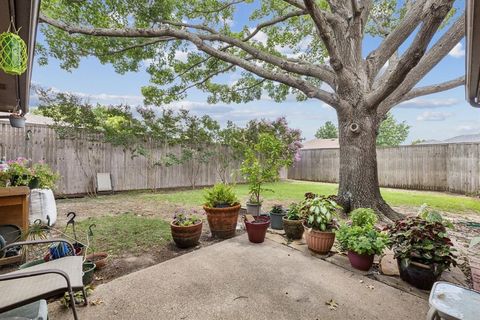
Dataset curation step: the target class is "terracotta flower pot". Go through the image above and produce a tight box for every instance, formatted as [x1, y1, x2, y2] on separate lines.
[170, 221, 203, 248]
[347, 251, 374, 271]
[303, 223, 335, 254]
[397, 258, 440, 290]
[86, 252, 109, 270]
[245, 216, 270, 243]
[203, 204, 241, 239]
[282, 217, 304, 240]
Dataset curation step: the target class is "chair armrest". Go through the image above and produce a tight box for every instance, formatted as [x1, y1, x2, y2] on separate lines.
[1, 239, 75, 256]
[0, 268, 73, 292]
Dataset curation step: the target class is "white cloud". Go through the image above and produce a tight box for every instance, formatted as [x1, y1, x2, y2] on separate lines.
[174, 50, 189, 63]
[416, 111, 453, 121]
[398, 98, 460, 109]
[455, 123, 480, 134]
[448, 43, 465, 58]
[250, 30, 268, 45]
[30, 84, 145, 106]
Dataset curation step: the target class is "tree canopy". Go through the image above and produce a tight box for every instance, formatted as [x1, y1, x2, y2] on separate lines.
[313, 114, 409, 146]
[315, 121, 338, 139]
[36, 0, 466, 219]
[376, 113, 410, 147]
[37, 0, 464, 112]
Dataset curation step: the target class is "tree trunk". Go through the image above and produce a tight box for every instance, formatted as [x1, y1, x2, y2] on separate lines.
[336, 108, 404, 222]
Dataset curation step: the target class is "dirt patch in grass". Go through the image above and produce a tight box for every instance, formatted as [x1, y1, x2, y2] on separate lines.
[51, 199, 242, 284]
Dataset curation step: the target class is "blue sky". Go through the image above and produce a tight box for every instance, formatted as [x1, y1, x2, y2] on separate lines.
[31, 1, 480, 143]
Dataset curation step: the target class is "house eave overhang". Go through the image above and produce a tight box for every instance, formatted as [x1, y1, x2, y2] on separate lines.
[0, 0, 41, 115]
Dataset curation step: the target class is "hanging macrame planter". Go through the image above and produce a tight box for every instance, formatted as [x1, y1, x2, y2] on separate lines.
[0, 19, 27, 76]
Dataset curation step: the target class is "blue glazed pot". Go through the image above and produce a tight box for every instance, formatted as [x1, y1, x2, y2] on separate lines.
[270, 211, 286, 230]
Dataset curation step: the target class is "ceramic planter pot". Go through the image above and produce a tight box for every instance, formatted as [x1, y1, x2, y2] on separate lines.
[204, 204, 241, 239]
[246, 203, 261, 216]
[170, 221, 203, 248]
[86, 252, 109, 270]
[245, 216, 270, 243]
[82, 261, 96, 285]
[347, 251, 375, 271]
[270, 211, 286, 230]
[9, 115, 25, 128]
[303, 223, 335, 254]
[397, 258, 440, 290]
[282, 217, 304, 240]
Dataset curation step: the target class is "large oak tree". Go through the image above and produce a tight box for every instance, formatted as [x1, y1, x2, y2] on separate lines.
[37, 0, 465, 221]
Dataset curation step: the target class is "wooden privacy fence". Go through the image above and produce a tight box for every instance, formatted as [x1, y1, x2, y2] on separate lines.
[288, 143, 480, 195]
[0, 122, 239, 196]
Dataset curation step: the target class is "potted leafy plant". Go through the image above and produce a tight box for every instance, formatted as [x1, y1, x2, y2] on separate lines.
[170, 208, 203, 248]
[269, 204, 286, 230]
[241, 133, 289, 216]
[244, 215, 270, 243]
[336, 208, 388, 271]
[301, 195, 340, 254]
[387, 205, 456, 290]
[203, 183, 240, 239]
[282, 202, 304, 240]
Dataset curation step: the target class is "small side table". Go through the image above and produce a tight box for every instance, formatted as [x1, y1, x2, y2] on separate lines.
[427, 281, 480, 320]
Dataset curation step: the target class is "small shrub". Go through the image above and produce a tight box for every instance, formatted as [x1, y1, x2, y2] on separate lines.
[270, 204, 284, 214]
[285, 203, 302, 220]
[204, 183, 239, 208]
[301, 195, 339, 231]
[172, 209, 202, 227]
[386, 210, 456, 274]
[350, 208, 377, 228]
[336, 225, 388, 255]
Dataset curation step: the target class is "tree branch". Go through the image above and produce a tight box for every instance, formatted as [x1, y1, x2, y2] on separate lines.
[175, 64, 237, 96]
[366, 0, 428, 81]
[366, 0, 454, 108]
[377, 12, 465, 116]
[39, 13, 339, 108]
[190, 0, 246, 15]
[399, 76, 464, 102]
[153, 18, 337, 86]
[303, 0, 342, 72]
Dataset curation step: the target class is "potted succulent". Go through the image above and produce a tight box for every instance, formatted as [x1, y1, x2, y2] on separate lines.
[244, 215, 270, 243]
[336, 208, 388, 271]
[301, 195, 340, 254]
[203, 184, 240, 239]
[282, 203, 304, 240]
[269, 204, 286, 230]
[387, 205, 456, 290]
[170, 208, 203, 248]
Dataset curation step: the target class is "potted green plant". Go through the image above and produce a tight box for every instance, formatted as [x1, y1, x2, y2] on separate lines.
[301, 195, 340, 254]
[336, 208, 388, 271]
[241, 133, 289, 216]
[282, 202, 304, 240]
[269, 204, 286, 230]
[170, 209, 203, 248]
[244, 215, 270, 243]
[203, 183, 240, 239]
[387, 205, 456, 290]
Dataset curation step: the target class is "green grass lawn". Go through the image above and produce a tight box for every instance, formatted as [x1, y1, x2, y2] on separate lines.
[74, 213, 171, 255]
[140, 180, 480, 214]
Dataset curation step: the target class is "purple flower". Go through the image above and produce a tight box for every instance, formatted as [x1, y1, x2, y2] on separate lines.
[294, 151, 302, 162]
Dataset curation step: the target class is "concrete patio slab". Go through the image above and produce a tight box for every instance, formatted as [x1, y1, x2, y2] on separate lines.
[50, 235, 428, 319]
